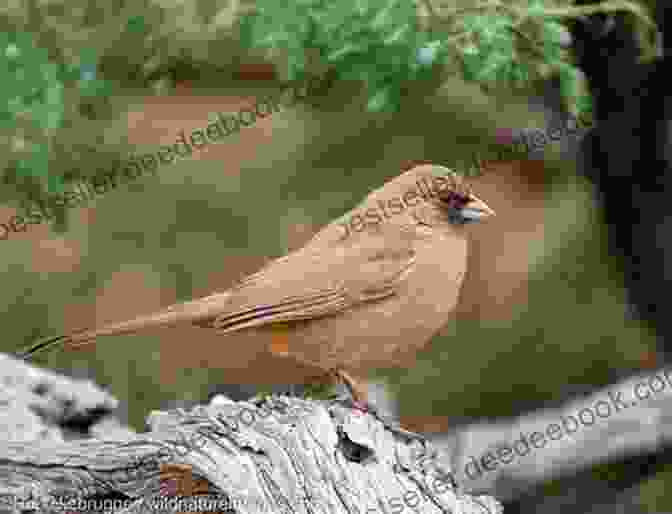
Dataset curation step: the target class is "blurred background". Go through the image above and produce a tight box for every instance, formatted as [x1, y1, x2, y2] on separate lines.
[1, 0, 669, 512]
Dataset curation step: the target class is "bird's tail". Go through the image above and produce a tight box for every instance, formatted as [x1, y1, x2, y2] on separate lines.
[16, 291, 233, 361]
[16, 332, 86, 360]
[17, 325, 113, 360]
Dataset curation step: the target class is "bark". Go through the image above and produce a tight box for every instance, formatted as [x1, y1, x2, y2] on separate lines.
[0, 353, 500, 514]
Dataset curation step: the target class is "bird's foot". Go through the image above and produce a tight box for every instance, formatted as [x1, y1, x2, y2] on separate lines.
[332, 393, 428, 444]
[326, 369, 427, 442]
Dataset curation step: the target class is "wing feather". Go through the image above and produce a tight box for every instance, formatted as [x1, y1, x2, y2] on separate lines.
[204, 230, 416, 333]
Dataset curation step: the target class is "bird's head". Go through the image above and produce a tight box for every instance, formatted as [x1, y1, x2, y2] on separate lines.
[368, 161, 496, 234]
[417, 163, 495, 226]
[330, 161, 495, 243]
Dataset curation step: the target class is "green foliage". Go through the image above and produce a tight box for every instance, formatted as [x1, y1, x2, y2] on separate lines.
[1, 31, 63, 192]
[557, 60, 591, 121]
[240, 0, 653, 118]
[0, 32, 63, 131]
[125, 15, 148, 35]
[0, 0, 653, 220]
[1, 29, 111, 195]
[459, 12, 517, 84]
[0, 0, 237, 217]
[240, 0, 446, 113]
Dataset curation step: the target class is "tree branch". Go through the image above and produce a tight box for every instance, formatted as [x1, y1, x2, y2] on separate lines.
[434, 367, 672, 503]
[0, 353, 501, 514]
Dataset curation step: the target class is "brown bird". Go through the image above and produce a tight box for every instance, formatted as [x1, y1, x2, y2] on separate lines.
[18, 162, 495, 436]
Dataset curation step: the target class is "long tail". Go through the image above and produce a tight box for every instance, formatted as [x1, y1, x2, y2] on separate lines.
[16, 291, 232, 361]
[16, 323, 149, 360]
[16, 334, 76, 359]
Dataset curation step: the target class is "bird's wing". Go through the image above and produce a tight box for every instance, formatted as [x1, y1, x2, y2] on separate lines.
[207, 231, 416, 333]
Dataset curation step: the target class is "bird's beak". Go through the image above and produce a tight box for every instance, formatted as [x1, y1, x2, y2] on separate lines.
[460, 194, 496, 222]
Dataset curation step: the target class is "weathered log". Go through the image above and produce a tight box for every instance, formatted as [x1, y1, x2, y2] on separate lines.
[438, 367, 672, 503]
[0, 353, 501, 514]
[0, 353, 123, 444]
[5, 349, 672, 513]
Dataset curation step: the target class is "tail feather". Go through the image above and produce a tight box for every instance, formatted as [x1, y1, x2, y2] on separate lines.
[16, 334, 75, 360]
[16, 292, 233, 361]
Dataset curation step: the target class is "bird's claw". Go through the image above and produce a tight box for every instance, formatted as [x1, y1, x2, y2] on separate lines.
[334, 395, 427, 444]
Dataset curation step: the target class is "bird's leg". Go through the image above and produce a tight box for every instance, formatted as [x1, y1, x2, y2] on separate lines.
[332, 369, 427, 443]
[332, 369, 370, 411]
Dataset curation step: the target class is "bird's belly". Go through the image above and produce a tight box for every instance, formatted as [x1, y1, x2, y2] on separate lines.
[157, 324, 326, 385]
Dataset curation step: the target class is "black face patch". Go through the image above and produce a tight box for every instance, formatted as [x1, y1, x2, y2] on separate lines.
[440, 190, 470, 210]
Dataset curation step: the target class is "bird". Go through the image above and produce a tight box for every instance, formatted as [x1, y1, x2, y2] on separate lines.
[17, 162, 495, 438]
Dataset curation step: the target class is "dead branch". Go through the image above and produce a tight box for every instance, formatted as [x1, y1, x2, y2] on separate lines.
[435, 367, 672, 502]
[0, 353, 501, 514]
